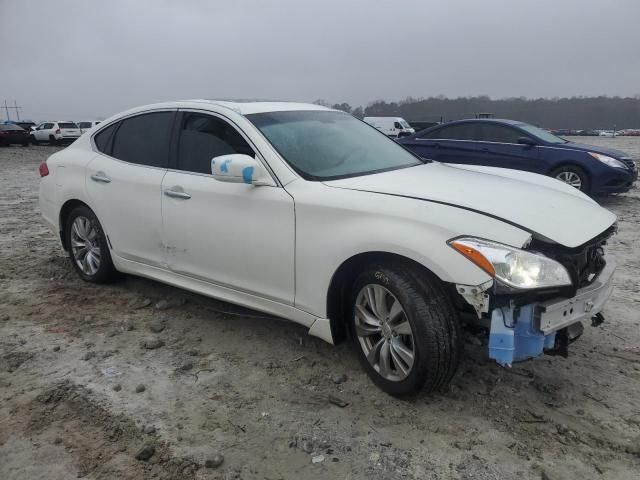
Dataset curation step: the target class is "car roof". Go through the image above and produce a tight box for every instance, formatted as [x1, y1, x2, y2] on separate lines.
[114, 99, 334, 118]
[193, 99, 333, 115]
[439, 118, 525, 126]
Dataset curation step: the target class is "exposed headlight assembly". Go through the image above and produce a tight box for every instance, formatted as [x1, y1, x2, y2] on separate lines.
[449, 237, 572, 290]
[588, 152, 628, 169]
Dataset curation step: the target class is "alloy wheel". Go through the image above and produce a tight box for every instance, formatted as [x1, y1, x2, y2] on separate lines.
[354, 284, 415, 381]
[555, 170, 582, 189]
[70, 216, 101, 275]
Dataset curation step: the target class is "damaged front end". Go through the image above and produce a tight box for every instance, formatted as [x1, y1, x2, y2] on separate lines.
[452, 225, 616, 367]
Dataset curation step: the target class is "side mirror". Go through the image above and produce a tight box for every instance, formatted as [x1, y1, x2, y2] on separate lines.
[517, 137, 536, 147]
[211, 154, 272, 186]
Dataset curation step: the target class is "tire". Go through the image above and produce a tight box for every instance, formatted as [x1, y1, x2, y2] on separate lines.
[550, 165, 590, 193]
[30, 136, 39, 145]
[348, 262, 462, 397]
[49, 135, 58, 145]
[21, 141, 29, 147]
[64, 206, 117, 283]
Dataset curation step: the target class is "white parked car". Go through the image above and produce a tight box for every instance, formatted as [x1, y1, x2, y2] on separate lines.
[31, 121, 82, 145]
[77, 121, 102, 134]
[39, 100, 617, 396]
[364, 116, 415, 138]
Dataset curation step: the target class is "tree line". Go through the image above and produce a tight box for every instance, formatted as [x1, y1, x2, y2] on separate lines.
[316, 96, 640, 129]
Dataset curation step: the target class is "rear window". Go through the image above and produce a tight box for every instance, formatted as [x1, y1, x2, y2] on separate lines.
[0, 124, 23, 131]
[94, 123, 119, 154]
[111, 112, 173, 167]
[420, 123, 478, 140]
[59, 122, 78, 129]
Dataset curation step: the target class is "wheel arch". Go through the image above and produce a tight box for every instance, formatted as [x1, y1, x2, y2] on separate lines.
[58, 199, 93, 250]
[547, 162, 592, 192]
[326, 251, 453, 345]
[546, 160, 591, 176]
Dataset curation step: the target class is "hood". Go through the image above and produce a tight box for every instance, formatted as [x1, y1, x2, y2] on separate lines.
[323, 163, 616, 248]
[560, 141, 632, 159]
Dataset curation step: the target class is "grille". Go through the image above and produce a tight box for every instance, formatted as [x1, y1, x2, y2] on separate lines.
[529, 225, 615, 289]
[620, 157, 637, 171]
[555, 243, 607, 288]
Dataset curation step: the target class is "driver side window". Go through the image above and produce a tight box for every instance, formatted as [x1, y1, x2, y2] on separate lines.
[478, 124, 526, 144]
[176, 113, 255, 175]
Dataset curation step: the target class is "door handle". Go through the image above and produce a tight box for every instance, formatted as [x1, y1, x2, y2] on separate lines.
[164, 188, 191, 200]
[90, 172, 111, 183]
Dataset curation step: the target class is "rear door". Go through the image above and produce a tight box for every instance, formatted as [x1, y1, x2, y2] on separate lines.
[85, 111, 175, 267]
[160, 110, 295, 304]
[476, 124, 540, 171]
[402, 123, 483, 164]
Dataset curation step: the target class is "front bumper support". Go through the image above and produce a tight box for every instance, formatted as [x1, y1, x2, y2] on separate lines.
[488, 257, 616, 367]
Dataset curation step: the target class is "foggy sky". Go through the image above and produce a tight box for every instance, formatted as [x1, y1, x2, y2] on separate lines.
[1, 0, 639, 121]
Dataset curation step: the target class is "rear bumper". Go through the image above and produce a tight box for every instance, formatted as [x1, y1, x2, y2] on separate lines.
[488, 257, 616, 366]
[0, 134, 29, 144]
[54, 134, 81, 141]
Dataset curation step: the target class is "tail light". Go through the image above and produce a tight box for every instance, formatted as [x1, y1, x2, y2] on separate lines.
[55, 128, 61, 134]
[39, 161, 49, 177]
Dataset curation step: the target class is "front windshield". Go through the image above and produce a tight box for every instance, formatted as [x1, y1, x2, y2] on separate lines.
[399, 120, 411, 129]
[247, 110, 424, 180]
[518, 124, 568, 144]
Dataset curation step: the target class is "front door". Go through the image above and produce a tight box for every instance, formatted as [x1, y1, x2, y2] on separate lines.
[161, 111, 295, 304]
[35, 123, 52, 141]
[476, 123, 539, 171]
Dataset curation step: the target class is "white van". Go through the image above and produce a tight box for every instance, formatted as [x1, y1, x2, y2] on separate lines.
[364, 117, 415, 138]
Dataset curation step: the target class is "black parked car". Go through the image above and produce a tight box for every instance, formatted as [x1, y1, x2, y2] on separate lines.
[0, 124, 30, 146]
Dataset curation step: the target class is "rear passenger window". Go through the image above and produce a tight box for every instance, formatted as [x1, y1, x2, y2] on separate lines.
[111, 112, 173, 167]
[420, 124, 477, 140]
[478, 124, 524, 144]
[94, 123, 119, 154]
[176, 113, 254, 175]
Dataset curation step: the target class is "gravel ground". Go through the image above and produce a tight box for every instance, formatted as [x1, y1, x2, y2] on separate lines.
[1, 139, 639, 480]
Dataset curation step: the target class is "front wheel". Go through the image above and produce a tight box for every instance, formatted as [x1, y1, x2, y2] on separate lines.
[65, 206, 117, 283]
[30, 136, 39, 145]
[551, 166, 590, 193]
[349, 263, 462, 397]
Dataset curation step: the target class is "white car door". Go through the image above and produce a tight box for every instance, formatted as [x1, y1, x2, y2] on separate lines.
[161, 111, 295, 304]
[85, 111, 174, 267]
[35, 123, 50, 141]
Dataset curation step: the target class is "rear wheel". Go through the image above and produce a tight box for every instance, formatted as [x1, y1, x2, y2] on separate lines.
[49, 135, 57, 145]
[551, 166, 590, 193]
[349, 262, 462, 397]
[64, 206, 116, 283]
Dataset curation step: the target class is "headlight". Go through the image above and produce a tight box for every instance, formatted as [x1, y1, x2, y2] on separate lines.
[448, 237, 572, 289]
[589, 152, 627, 169]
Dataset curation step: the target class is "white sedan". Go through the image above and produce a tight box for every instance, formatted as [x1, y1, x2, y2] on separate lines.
[39, 100, 617, 396]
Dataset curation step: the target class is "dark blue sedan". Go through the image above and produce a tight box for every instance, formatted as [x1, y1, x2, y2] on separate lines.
[399, 119, 638, 195]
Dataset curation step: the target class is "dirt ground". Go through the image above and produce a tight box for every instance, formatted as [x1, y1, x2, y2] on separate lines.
[1, 138, 639, 480]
